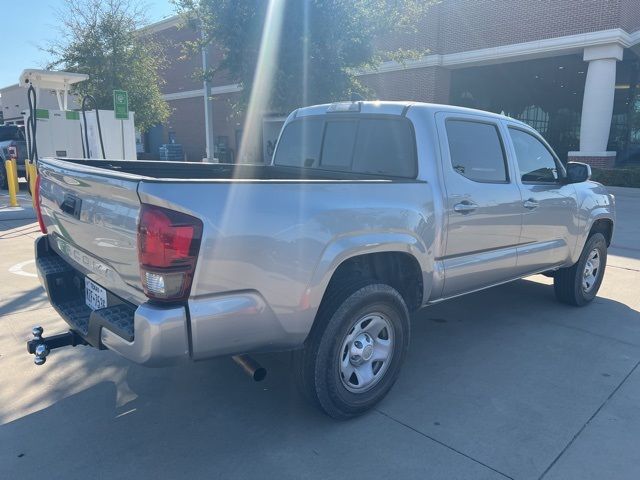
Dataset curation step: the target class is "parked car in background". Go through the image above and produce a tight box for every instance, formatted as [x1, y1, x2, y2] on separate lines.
[0, 124, 27, 189]
[29, 101, 615, 419]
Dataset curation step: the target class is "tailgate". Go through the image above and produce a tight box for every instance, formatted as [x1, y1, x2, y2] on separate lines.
[38, 158, 146, 305]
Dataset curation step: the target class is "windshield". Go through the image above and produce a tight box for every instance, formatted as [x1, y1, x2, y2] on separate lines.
[0, 126, 25, 142]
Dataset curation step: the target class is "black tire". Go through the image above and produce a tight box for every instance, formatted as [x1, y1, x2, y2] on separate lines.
[294, 280, 410, 419]
[554, 232, 607, 306]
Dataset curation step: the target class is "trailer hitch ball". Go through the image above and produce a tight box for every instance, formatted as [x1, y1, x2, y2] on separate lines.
[34, 344, 50, 365]
[31, 326, 50, 365]
[32, 326, 43, 340]
[27, 326, 88, 365]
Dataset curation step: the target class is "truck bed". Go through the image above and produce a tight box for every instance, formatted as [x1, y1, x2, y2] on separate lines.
[37, 156, 428, 307]
[57, 158, 417, 182]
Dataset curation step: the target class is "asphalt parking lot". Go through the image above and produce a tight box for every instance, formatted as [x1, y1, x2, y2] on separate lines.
[1, 185, 638, 480]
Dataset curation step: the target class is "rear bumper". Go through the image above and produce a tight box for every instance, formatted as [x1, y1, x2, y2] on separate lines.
[35, 235, 293, 366]
[35, 235, 190, 366]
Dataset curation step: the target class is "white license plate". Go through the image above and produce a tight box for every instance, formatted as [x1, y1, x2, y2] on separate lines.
[85, 278, 107, 311]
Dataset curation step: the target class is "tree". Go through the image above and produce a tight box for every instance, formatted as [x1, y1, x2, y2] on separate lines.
[176, 0, 436, 114]
[46, 0, 170, 132]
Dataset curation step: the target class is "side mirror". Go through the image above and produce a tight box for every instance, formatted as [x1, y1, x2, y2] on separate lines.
[565, 161, 591, 184]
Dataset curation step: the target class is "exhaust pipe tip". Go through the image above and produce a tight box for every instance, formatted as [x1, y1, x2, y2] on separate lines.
[232, 354, 267, 382]
[252, 366, 267, 382]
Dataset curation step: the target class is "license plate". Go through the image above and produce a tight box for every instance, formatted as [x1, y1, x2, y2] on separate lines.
[85, 278, 107, 311]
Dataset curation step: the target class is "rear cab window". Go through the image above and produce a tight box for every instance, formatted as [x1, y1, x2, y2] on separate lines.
[273, 115, 417, 178]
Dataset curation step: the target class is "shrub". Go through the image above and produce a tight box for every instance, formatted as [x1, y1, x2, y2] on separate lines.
[591, 167, 640, 188]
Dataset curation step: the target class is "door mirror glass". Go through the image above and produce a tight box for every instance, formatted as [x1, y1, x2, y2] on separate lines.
[565, 161, 591, 183]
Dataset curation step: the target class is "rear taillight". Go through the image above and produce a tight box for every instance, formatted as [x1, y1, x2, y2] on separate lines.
[137, 204, 203, 302]
[34, 175, 47, 234]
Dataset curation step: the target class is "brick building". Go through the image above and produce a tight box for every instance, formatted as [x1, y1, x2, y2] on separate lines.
[145, 0, 640, 168]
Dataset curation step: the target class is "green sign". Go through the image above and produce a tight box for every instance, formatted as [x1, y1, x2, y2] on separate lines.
[66, 111, 80, 120]
[35, 109, 49, 119]
[113, 90, 129, 120]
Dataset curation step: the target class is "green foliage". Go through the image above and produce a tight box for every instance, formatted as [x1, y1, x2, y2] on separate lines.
[592, 167, 640, 188]
[46, 0, 170, 132]
[176, 0, 436, 114]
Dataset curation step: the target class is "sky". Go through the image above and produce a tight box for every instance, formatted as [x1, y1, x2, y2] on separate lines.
[0, 0, 176, 87]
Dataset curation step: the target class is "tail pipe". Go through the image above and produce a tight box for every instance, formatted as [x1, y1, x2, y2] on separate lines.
[232, 354, 267, 382]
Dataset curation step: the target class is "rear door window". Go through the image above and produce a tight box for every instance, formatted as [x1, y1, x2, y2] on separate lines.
[445, 119, 508, 183]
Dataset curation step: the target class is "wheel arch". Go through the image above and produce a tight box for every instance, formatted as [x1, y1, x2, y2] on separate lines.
[588, 218, 613, 246]
[571, 214, 614, 264]
[303, 233, 430, 344]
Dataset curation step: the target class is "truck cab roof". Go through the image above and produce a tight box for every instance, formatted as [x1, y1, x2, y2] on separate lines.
[293, 100, 529, 128]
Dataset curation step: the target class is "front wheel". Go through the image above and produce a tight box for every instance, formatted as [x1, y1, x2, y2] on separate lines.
[294, 282, 410, 419]
[554, 232, 607, 306]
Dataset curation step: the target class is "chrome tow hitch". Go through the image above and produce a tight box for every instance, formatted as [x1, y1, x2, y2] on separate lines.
[27, 326, 87, 365]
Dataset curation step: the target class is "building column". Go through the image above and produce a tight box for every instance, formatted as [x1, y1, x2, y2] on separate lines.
[568, 44, 623, 169]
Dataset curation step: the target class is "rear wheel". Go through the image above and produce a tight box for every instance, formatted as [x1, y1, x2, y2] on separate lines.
[294, 281, 410, 419]
[554, 233, 607, 306]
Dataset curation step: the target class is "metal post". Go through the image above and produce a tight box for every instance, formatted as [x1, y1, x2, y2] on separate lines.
[201, 30, 215, 162]
[121, 119, 125, 159]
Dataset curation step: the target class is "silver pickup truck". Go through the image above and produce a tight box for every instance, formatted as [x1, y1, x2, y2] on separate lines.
[28, 101, 614, 419]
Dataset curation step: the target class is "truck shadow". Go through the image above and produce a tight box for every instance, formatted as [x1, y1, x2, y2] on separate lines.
[0, 218, 38, 234]
[1, 277, 639, 479]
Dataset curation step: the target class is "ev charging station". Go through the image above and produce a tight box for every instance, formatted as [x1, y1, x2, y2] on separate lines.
[20, 69, 137, 161]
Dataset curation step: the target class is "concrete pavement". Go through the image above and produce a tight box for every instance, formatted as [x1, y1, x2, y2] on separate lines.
[0, 180, 36, 221]
[0, 187, 638, 480]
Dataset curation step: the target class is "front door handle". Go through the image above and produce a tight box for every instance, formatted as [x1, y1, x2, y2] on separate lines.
[453, 201, 478, 214]
[523, 199, 539, 210]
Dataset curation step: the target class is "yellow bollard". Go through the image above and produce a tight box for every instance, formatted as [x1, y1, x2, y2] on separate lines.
[27, 163, 38, 207]
[25, 162, 38, 196]
[4, 160, 19, 207]
[10, 158, 19, 196]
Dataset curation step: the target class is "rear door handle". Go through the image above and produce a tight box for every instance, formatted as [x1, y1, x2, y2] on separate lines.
[523, 199, 539, 210]
[453, 201, 477, 214]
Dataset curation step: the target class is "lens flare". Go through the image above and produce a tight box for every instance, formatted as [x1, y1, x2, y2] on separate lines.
[237, 0, 286, 164]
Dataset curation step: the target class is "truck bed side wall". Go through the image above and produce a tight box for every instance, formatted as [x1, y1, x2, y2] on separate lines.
[138, 180, 436, 352]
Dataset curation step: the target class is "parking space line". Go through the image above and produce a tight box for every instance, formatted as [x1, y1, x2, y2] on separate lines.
[539, 318, 640, 349]
[8, 259, 37, 278]
[375, 409, 515, 480]
[538, 360, 640, 480]
[608, 264, 640, 273]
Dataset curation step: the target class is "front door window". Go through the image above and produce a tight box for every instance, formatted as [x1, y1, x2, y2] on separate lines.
[509, 128, 560, 183]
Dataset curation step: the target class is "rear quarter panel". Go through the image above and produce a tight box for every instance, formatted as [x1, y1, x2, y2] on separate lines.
[138, 180, 436, 346]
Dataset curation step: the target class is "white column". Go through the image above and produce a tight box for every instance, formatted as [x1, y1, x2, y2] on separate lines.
[571, 44, 623, 160]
